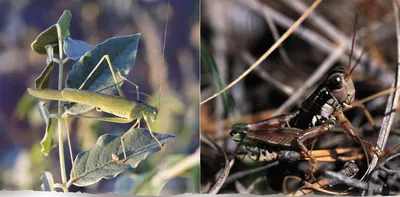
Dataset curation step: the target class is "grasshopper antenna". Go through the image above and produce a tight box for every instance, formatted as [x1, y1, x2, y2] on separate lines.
[348, 46, 367, 77]
[343, 11, 374, 175]
[126, 90, 156, 102]
[346, 12, 358, 78]
[158, 0, 171, 111]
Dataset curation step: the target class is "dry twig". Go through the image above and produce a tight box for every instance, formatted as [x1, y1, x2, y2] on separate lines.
[274, 47, 345, 115]
[202, 135, 234, 194]
[241, 51, 294, 95]
[200, 0, 323, 105]
[366, 0, 400, 176]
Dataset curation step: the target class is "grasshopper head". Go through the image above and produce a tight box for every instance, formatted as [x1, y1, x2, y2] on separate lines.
[145, 104, 158, 122]
[151, 107, 159, 122]
[326, 67, 355, 108]
[230, 123, 249, 142]
[134, 100, 158, 122]
[231, 123, 249, 131]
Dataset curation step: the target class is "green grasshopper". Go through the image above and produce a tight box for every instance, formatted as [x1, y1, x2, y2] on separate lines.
[28, 54, 163, 162]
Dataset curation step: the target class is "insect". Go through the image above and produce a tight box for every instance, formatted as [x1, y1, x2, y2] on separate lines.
[231, 117, 340, 177]
[232, 120, 367, 165]
[230, 57, 398, 178]
[28, 0, 172, 164]
[28, 55, 163, 162]
[230, 62, 384, 179]
[234, 141, 302, 165]
[228, 13, 387, 178]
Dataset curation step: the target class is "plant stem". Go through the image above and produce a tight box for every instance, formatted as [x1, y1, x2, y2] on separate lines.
[150, 148, 200, 186]
[56, 24, 68, 192]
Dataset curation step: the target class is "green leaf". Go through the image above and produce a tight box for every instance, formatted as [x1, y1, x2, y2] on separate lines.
[13, 92, 36, 120]
[41, 171, 55, 191]
[35, 61, 54, 89]
[114, 170, 158, 195]
[38, 102, 56, 156]
[190, 163, 200, 193]
[70, 127, 174, 187]
[133, 172, 168, 196]
[31, 10, 72, 55]
[65, 34, 141, 114]
[114, 155, 185, 195]
[63, 37, 93, 61]
[201, 42, 237, 114]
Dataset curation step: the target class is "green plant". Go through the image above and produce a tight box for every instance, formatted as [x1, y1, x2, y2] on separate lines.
[29, 10, 174, 192]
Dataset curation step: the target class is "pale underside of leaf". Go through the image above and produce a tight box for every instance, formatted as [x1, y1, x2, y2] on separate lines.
[41, 171, 55, 191]
[63, 37, 93, 61]
[70, 128, 174, 187]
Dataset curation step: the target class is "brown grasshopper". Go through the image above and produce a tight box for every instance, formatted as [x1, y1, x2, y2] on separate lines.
[230, 65, 380, 179]
[229, 12, 385, 179]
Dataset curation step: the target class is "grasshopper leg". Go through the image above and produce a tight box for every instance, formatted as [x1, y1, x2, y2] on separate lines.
[116, 69, 142, 127]
[62, 114, 77, 182]
[79, 54, 125, 97]
[120, 120, 139, 163]
[116, 68, 140, 101]
[296, 120, 334, 179]
[334, 110, 380, 160]
[296, 138, 318, 180]
[144, 116, 163, 150]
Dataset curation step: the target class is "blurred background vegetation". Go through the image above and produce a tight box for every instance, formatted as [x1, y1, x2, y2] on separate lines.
[201, 0, 400, 194]
[0, 0, 199, 194]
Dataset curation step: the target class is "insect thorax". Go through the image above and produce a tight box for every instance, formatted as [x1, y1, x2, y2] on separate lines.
[289, 86, 339, 129]
[129, 100, 158, 121]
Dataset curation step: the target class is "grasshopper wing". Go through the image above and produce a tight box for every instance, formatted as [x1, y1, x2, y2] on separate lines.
[27, 88, 70, 102]
[246, 128, 303, 148]
[61, 88, 136, 118]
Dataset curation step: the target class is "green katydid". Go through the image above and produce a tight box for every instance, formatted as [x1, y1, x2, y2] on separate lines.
[28, 54, 164, 163]
[29, 0, 171, 170]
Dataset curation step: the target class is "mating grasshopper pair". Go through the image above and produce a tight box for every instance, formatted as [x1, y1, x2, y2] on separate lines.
[28, 54, 163, 163]
[228, 13, 390, 180]
[230, 63, 381, 179]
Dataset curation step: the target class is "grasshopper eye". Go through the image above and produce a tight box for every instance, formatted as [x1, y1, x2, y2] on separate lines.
[327, 74, 343, 90]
